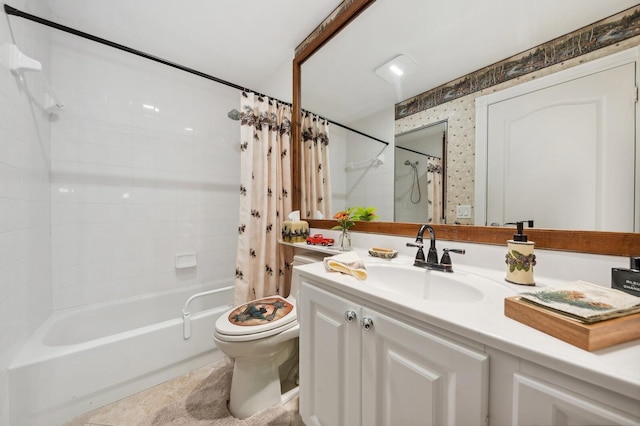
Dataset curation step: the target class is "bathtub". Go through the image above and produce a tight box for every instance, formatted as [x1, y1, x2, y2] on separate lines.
[8, 282, 233, 426]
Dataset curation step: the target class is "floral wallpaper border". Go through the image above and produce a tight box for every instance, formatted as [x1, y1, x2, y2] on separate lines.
[396, 6, 640, 119]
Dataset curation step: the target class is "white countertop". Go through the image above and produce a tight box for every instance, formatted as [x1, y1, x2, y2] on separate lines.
[294, 247, 640, 399]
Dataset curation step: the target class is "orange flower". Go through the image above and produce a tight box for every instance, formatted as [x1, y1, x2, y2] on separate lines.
[334, 211, 350, 221]
[332, 208, 357, 232]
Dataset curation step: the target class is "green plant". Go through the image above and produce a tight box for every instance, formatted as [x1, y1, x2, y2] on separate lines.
[332, 206, 378, 231]
[352, 206, 378, 221]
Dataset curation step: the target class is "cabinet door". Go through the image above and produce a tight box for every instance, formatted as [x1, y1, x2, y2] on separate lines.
[299, 281, 362, 426]
[362, 308, 489, 426]
[512, 373, 640, 426]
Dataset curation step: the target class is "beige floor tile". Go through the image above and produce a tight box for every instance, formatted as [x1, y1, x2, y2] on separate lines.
[64, 357, 302, 426]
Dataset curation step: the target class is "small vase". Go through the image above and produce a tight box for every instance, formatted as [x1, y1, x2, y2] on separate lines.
[339, 228, 352, 251]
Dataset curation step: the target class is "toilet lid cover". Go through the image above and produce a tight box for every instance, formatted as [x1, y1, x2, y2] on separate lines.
[216, 296, 296, 336]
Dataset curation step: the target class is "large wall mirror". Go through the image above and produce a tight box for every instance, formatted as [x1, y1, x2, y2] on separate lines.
[292, 0, 640, 256]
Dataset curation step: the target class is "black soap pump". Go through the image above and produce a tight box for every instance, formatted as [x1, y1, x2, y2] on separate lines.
[611, 257, 640, 297]
[505, 220, 536, 285]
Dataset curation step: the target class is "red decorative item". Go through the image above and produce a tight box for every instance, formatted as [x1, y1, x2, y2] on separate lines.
[306, 234, 335, 246]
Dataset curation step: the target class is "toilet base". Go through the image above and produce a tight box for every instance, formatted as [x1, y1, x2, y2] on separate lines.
[228, 340, 299, 419]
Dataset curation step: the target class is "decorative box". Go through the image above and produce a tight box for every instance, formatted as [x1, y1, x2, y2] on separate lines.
[282, 220, 309, 243]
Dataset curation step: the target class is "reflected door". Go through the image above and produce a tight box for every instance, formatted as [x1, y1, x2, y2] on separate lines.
[486, 62, 635, 231]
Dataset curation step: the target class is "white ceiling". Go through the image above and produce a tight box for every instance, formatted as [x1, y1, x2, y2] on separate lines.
[41, 1, 639, 126]
[44, 0, 344, 96]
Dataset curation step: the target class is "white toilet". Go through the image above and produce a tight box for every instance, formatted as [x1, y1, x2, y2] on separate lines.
[213, 253, 323, 419]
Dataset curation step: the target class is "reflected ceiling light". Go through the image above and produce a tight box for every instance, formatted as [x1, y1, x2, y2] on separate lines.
[143, 104, 159, 112]
[374, 54, 418, 84]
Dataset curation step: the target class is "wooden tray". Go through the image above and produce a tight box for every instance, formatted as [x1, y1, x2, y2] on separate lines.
[504, 296, 640, 351]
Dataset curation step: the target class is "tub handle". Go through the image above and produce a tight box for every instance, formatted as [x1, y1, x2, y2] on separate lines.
[182, 287, 231, 340]
[183, 310, 191, 340]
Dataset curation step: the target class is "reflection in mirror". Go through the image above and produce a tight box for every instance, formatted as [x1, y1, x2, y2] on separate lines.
[328, 108, 394, 220]
[300, 1, 640, 232]
[475, 50, 638, 232]
[295, 1, 640, 255]
[394, 121, 446, 223]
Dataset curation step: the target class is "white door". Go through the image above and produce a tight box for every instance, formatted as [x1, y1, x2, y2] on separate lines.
[361, 308, 489, 426]
[299, 282, 362, 426]
[485, 61, 636, 231]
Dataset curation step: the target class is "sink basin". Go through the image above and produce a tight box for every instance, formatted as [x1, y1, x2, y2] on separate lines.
[364, 263, 484, 303]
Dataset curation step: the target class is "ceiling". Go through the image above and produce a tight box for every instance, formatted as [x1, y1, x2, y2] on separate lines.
[43, 0, 344, 98]
[39, 1, 639, 126]
[302, 0, 640, 124]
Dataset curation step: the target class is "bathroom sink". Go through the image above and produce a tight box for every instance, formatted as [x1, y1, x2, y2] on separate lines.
[364, 263, 484, 303]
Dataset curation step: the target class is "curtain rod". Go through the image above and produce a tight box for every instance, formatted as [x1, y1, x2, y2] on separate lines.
[327, 120, 389, 146]
[397, 145, 439, 159]
[4, 4, 389, 147]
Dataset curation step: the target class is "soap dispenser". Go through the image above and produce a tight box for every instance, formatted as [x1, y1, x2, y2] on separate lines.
[505, 220, 536, 285]
[611, 257, 640, 297]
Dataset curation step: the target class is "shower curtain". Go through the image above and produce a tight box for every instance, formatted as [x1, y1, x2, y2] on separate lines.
[234, 92, 293, 306]
[300, 111, 332, 219]
[427, 157, 443, 223]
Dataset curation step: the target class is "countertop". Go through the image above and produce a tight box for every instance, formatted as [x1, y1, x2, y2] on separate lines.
[294, 247, 640, 399]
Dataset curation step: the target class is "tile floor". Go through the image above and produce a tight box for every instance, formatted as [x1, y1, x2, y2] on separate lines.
[64, 357, 302, 425]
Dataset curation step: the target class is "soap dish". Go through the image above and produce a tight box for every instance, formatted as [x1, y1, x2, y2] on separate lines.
[368, 247, 398, 259]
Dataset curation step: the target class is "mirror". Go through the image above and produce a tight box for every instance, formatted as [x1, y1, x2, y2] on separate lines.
[292, 0, 640, 256]
[300, 0, 638, 229]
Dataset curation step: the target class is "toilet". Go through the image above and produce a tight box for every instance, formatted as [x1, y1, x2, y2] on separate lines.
[213, 252, 324, 419]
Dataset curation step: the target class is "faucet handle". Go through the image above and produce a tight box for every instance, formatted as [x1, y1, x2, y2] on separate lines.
[441, 248, 465, 265]
[406, 242, 425, 261]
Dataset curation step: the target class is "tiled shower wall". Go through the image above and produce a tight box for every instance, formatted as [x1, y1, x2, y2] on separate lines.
[0, 1, 53, 422]
[345, 107, 394, 221]
[48, 31, 242, 309]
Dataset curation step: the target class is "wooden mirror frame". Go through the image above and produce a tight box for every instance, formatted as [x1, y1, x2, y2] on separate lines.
[291, 0, 640, 257]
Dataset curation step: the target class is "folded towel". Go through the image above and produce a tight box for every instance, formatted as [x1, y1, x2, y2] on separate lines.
[324, 252, 367, 281]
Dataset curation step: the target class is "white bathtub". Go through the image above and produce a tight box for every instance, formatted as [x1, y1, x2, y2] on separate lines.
[8, 283, 233, 426]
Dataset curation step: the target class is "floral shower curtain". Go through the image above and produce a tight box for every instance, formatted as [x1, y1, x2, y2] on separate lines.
[427, 156, 443, 223]
[234, 92, 293, 306]
[300, 111, 332, 219]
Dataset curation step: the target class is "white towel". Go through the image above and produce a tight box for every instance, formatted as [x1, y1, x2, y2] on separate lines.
[324, 252, 367, 280]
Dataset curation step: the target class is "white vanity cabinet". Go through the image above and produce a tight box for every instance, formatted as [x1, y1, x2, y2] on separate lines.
[509, 359, 640, 426]
[299, 278, 489, 426]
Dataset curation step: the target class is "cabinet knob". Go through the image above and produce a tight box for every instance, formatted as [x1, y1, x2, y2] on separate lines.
[361, 317, 373, 331]
[345, 311, 357, 322]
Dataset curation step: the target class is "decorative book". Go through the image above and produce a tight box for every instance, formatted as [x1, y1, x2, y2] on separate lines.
[519, 280, 640, 323]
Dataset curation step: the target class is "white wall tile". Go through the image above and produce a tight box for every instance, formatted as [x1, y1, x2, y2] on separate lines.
[0, 1, 53, 419]
[49, 35, 240, 308]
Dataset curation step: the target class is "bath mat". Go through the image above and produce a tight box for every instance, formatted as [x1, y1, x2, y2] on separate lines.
[65, 358, 302, 426]
[147, 359, 299, 425]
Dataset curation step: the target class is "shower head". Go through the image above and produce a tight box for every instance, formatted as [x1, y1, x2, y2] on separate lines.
[227, 109, 241, 121]
[404, 160, 411, 165]
[404, 160, 418, 168]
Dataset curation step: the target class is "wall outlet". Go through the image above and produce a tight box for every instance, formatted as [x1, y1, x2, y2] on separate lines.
[456, 205, 472, 219]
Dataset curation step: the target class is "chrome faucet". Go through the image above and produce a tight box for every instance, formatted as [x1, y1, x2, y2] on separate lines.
[406, 224, 465, 272]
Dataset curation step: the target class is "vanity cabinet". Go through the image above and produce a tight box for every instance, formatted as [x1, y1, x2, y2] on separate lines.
[299, 279, 489, 426]
[511, 373, 639, 425]
[507, 358, 640, 426]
